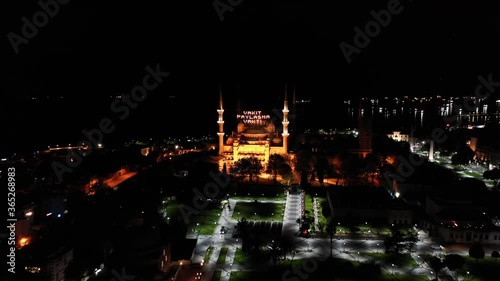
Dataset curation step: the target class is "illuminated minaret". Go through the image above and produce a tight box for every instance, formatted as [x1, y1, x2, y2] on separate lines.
[236, 84, 241, 116]
[291, 84, 297, 133]
[217, 85, 225, 156]
[282, 84, 290, 153]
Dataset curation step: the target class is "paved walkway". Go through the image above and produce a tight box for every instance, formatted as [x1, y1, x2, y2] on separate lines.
[282, 190, 302, 236]
[313, 197, 320, 233]
[191, 196, 290, 281]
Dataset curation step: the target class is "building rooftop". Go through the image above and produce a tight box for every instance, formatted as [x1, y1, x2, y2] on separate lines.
[328, 186, 395, 209]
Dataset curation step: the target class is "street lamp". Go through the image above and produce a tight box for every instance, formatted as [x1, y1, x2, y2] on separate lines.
[307, 241, 310, 252]
[343, 242, 346, 253]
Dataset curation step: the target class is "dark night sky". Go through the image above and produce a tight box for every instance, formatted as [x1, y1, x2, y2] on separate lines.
[3, 0, 500, 154]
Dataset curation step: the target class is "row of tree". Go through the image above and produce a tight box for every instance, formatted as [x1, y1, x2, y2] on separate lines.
[230, 151, 386, 188]
[230, 154, 293, 183]
[234, 217, 297, 265]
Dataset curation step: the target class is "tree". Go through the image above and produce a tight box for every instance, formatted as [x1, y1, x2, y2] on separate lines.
[236, 217, 265, 254]
[444, 254, 465, 280]
[429, 256, 444, 281]
[326, 220, 336, 258]
[280, 164, 293, 186]
[468, 243, 485, 264]
[266, 154, 286, 182]
[248, 157, 264, 182]
[404, 230, 419, 253]
[236, 217, 251, 252]
[343, 154, 363, 186]
[231, 157, 263, 182]
[294, 149, 315, 187]
[357, 260, 382, 279]
[316, 156, 328, 186]
[268, 241, 281, 265]
[384, 226, 405, 254]
[451, 146, 474, 165]
[364, 153, 381, 185]
[280, 162, 292, 176]
[491, 250, 500, 262]
[229, 161, 246, 182]
[279, 235, 296, 261]
[483, 168, 500, 189]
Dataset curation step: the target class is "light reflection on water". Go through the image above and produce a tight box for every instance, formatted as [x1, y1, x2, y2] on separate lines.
[345, 96, 500, 132]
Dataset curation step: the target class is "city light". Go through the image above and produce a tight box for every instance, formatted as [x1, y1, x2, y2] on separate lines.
[19, 237, 30, 248]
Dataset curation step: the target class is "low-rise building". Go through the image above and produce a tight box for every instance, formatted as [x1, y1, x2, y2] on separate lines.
[423, 184, 500, 244]
[19, 241, 73, 281]
[327, 186, 413, 226]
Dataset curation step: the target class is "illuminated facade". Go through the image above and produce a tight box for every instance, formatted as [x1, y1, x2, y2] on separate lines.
[217, 87, 291, 171]
[387, 131, 409, 142]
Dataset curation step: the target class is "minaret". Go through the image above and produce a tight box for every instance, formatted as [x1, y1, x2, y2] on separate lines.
[282, 84, 290, 153]
[236, 84, 241, 116]
[217, 85, 225, 156]
[291, 83, 297, 133]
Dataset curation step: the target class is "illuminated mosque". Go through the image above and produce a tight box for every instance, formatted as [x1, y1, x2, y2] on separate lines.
[217, 86, 293, 171]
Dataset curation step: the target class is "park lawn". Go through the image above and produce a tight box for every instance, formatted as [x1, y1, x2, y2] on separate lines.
[229, 271, 254, 281]
[229, 268, 287, 281]
[165, 202, 180, 220]
[281, 258, 307, 267]
[217, 247, 229, 264]
[227, 184, 286, 199]
[230, 193, 285, 201]
[458, 256, 500, 281]
[337, 225, 391, 236]
[305, 193, 314, 214]
[462, 170, 483, 179]
[232, 202, 284, 221]
[317, 197, 330, 225]
[188, 208, 222, 235]
[362, 252, 418, 268]
[204, 246, 214, 263]
[419, 254, 434, 267]
[379, 273, 428, 281]
[211, 270, 222, 281]
[233, 248, 246, 265]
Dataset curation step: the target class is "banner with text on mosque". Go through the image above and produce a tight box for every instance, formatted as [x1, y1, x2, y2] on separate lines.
[236, 110, 271, 126]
